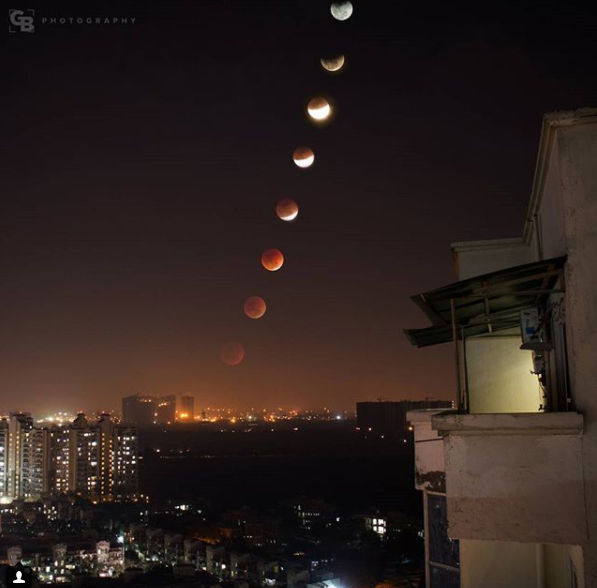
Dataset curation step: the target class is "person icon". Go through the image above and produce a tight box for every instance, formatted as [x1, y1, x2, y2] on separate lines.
[12, 570, 26, 583]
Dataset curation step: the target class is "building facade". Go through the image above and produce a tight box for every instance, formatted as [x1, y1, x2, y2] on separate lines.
[406, 108, 597, 587]
[122, 394, 155, 426]
[0, 412, 138, 503]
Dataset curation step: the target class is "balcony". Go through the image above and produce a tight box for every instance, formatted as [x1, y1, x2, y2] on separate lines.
[431, 411, 586, 544]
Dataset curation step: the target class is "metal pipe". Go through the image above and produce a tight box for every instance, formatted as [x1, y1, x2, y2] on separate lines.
[536, 543, 545, 588]
[450, 298, 462, 412]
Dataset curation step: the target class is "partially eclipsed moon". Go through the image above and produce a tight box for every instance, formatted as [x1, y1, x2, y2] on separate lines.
[293, 147, 314, 168]
[220, 341, 245, 366]
[307, 97, 331, 121]
[244, 296, 267, 319]
[320, 55, 345, 72]
[276, 198, 299, 222]
[261, 248, 284, 271]
[331, 1, 353, 21]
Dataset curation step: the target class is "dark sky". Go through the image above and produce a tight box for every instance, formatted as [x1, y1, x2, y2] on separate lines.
[3, 0, 597, 414]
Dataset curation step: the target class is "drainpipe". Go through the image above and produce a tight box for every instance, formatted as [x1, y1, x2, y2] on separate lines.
[536, 543, 545, 588]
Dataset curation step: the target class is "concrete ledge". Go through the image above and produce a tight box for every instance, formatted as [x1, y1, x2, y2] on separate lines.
[432, 411, 583, 436]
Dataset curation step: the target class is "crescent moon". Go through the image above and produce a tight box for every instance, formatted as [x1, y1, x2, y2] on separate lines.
[320, 55, 345, 72]
[307, 97, 331, 121]
[330, 1, 353, 21]
[276, 198, 299, 222]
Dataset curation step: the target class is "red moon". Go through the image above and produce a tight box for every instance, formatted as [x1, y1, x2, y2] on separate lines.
[261, 248, 284, 271]
[220, 341, 245, 366]
[244, 296, 267, 319]
[276, 198, 299, 222]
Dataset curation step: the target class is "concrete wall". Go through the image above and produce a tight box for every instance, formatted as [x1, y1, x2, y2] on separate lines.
[460, 540, 579, 588]
[407, 410, 447, 493]
[441, 419, 586, 544]
[452, 239, 534, 281]
[554, 121, 597, 587]
[465, 336, 541, 413]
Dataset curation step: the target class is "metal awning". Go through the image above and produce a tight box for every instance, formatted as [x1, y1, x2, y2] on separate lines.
[404, 256, 566, 347]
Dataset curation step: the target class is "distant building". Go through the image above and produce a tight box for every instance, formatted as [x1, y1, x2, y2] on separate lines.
[122, 394, 155, 425]
[0, 411, 138, 503]
[179, 395, 195, 420]
[356, 400, 452, 436]
[156, 395, 176, 424]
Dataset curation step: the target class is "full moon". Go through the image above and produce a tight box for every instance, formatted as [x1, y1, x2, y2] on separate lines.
[276, 198, 299, 222]
[307, 97, 331, 121]
[261, 248, 284, 271]
[330, 1, 353, 21]
[243, 296, 267, 319]
[320, 55, 345, 72]
[220, 341, 245, 366]
[293, 147, 314, 168]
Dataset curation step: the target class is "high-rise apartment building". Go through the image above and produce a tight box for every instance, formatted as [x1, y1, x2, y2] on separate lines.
[155, 395, 176, 424]
[113, 424, 138, 501]
[49, 425, 70, 495]
[0, 412, 138, 503]
[0, 420, 8, 500]
[122, 394, 155, 425]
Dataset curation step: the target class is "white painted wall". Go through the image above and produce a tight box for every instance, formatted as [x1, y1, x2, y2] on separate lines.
[460, 540, 578, 588]
[465, 336, 541, 413]
[452, 239, 534, 281]
[443, 428, 586, 544]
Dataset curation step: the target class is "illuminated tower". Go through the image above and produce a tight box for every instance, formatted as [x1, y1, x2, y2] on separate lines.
[68, 413, 100, 501]
[0, 419, 9, 500]
[113, 424, 138, 501]
[98, 413, 115, 500]
[49, 425, 70, 494]
[25, 426, 50, 498]
[7, 413, 34, 499]
[179, 396, 195, 421]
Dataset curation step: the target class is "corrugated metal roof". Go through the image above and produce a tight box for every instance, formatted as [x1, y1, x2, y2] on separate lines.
[404, 256, 566, 347]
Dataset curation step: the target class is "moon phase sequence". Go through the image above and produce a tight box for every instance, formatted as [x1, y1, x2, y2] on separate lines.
[276, 198, 299, 222]
[261, 248, 284, 271]
[293, 147, 315, 168]
[307, 97, 331, 121]
[320, 55, 345, 72]
[330, 1, 353, 21]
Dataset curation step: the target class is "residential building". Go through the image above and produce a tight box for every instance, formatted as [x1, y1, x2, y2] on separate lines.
[122, 394, 155, 425]
[113, 423, 138, 501]
[406, 108, 597, 587]
[156, 394, 176, 424]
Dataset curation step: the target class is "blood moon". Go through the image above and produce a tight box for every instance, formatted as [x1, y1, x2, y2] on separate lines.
[292, 147, 314, 168]
[220, 341, 245, 366]
[261, 248, 284, 271]
[244, 296, 267, 319]
[276, 198, 299, 222]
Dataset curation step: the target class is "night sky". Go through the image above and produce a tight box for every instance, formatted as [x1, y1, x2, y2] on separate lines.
[4, 0, 597, 414]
